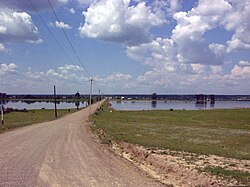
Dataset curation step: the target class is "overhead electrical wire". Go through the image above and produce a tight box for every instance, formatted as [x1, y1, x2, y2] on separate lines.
[47, 0, 101, 93]
[29, 0, 91, 83]
[47, 0, 91, 77]
[29, 0, 99, 94]
[28, 0, 75, 66]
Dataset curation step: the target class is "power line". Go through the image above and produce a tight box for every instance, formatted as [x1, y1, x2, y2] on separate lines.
[28, 0, 75, 66]
[47, 0, 91, 77]
[29, 0, 90, 93]
[89, 78, 93, 114]
[30, 0, 95, 95]
[29, 0, 92, 95]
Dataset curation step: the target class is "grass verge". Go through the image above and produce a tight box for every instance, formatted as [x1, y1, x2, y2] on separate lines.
[91, 102, 250, 160]
[0, 108, 78, 133]
[200, 166, 250, 184]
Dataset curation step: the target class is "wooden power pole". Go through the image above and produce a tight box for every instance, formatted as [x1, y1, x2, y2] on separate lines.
[54, 85, 58, 118]
[89, 78, 93, 114]
[1, 105, 3, 125]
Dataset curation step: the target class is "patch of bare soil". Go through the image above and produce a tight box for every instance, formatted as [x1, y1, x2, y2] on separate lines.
[109, 142, 250, 187]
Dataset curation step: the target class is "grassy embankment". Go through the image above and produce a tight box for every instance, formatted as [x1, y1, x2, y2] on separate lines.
[0, 108, 78, 133]
[201, 166, 250, 184]
[91, 102, 250, 160]
[91, 102, 250, 183]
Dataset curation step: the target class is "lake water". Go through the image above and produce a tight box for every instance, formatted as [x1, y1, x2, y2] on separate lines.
[110, 100, 250, 110]
[1, 100, 250, 110]
[0, 101, 88, 110]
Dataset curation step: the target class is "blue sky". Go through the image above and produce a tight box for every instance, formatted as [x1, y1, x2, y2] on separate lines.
[0, 0, 250, 94]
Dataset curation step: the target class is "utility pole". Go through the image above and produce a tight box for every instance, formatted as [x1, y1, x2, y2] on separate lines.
[98, 89, 101, 108]
[89, 78, 93, 114]
[1, 105, 3, 125]
[54, 85, 58, 118]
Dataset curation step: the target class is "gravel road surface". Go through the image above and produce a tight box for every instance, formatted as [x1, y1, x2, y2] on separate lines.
[0, 102, 162, 187]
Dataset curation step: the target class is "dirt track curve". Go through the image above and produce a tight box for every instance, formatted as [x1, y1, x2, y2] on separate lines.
[0, 101, 162, 187]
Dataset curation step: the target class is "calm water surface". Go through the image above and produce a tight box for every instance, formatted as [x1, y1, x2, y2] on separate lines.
[110, 100, 250, 110]
[0, 101, 87, 110]
[1, 100, 250, 110]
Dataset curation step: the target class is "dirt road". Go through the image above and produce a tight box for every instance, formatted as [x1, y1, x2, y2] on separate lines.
[0, 101, 162, 187]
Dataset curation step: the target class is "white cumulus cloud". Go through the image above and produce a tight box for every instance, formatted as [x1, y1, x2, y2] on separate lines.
[69, 8, 76, 14]
[55, 21, 72, 29]
[171, 0, 231, 65]
[222, 1, 250, 52]
[26, 64, 88, 84]
[0, 25, 7, 34]
[127, 37, 178, 71]
[107, 72, 132, 80]
[238, 60, 250, 67]
[0, 63, 18, 76]
[0, 8, 41, 44]
[150, 0, 182, 16]
[231, 65, 250, 78]
[0, 43, 7, 52]
[58, 64, 84, 72]
[79, 0, 166, 45]
[25, 65, 133, 93]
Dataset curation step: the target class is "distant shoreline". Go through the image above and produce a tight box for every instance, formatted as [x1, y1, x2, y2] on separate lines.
[110, 98, 250, 101]
[1, 93, 250, 102]
[0, 98, 87, 102]
[1, 98, 250, 102]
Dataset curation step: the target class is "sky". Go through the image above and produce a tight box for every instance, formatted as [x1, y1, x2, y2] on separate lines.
[0, 0, 250, 95]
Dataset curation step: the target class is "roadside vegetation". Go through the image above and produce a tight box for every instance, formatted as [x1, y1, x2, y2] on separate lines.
[200, 166, 250, 184]
[0, 108, 78, 133]
[91, 102, 250, 160]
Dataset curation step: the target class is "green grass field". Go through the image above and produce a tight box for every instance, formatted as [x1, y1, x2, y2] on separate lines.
[91, 102, 250, 159]
[200, 166, 250, 184]
[0, 108, 78, 133]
